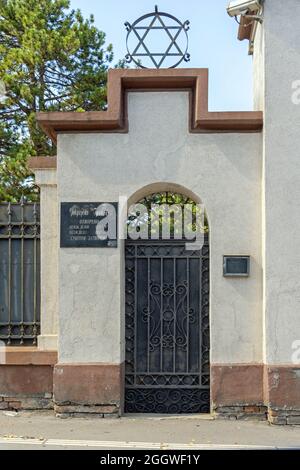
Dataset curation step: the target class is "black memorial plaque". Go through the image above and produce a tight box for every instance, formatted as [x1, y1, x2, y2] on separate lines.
[60, 202, 118, 248]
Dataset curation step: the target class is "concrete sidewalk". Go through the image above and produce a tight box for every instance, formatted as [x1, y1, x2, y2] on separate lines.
[0, 411, 300, 450]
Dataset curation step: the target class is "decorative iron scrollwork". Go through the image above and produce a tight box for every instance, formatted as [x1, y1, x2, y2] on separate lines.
[125, 388, 210, 414]
[125, 192, 210, 414]
[142, 280, 196, 352]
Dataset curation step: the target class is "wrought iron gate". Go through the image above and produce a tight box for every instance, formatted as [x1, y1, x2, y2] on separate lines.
[125, 237, 210, 413]
[0, 202, 40, 345]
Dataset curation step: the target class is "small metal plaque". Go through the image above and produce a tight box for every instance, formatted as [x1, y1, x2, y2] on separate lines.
[60, 202, 118, 248]
[223, 256, 250, 277]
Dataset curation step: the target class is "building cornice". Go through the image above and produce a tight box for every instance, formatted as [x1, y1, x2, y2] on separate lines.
[28, 156, 57, 170]
[36, 68, 263, 144]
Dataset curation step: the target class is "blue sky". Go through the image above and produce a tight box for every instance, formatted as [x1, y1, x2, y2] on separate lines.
[69, 0, 253, 111]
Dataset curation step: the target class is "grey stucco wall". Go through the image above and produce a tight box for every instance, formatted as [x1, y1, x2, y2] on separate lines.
[253, 0, 300, 364]
[57, 91, 262, 365]
[34, 169, 59, 351]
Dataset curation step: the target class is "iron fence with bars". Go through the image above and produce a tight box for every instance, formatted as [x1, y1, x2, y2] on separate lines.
[0, 201, 40, 345]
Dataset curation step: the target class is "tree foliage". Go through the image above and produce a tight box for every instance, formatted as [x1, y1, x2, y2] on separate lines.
[0, 0, 118, 201]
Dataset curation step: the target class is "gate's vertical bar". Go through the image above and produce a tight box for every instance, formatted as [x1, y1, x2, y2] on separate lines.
[186, 256, 190, 372]
[7, 203, 12, 344]
[33, 203, 38, 344]
[160, 256, 163, 372]
[147, 256, 150, 373]
[134, 244, 137, 383]
[199, 247, 203, 385]
[173, 257, 176, 373]
[20, 198, 24, 344]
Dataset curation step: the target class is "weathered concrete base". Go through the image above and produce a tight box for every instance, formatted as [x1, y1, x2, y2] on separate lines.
[0, 348, 56, 412]
[211, 364, 300, 425]
[53, 363, 124, 417]
[55, 413, 119, 419]
[214, 405, 267, 421]
[268, 408, 300, 426]
[0, 365, 54, 396]
[54, 404, 120, 419]
[211, 364, 264, 410]
[0, 365, 54, 411]
[0, 395, 53, 411]
[1, 355, 300, 424]
[264, 366, 300, 425]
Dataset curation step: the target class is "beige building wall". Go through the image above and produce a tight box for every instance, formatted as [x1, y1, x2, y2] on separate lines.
[34, 168, 58, 351]
[251, 0, 300, 423]
[57, 91, 263, 366]
[253, 0, 300, 364]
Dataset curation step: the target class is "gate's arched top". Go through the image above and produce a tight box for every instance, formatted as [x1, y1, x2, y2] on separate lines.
[127, 182, 203, 207]
[126, 182, 209, 240]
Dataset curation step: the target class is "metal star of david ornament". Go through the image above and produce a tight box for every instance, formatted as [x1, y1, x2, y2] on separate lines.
[125, 5, 190, 69]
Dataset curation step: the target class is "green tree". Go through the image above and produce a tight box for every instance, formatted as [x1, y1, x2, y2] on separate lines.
[0, 134, 38, 202]
[0, 121, 12, 157]
[0, 0, 118, 201]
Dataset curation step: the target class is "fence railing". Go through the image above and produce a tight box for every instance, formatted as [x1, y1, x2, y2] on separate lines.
[0, 201, 40, 345]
